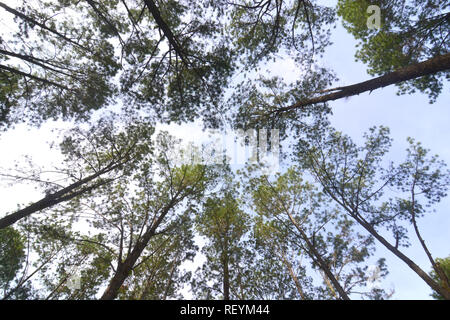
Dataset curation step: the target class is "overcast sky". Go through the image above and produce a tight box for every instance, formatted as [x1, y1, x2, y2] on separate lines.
[0, 0, 449, 299]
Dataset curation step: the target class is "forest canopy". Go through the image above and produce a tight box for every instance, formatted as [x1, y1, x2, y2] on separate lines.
[0, 0, 449, 300]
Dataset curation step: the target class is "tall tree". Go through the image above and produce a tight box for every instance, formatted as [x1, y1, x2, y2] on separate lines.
[192, 182, 250, 300]
[2, 131, 221, 300]
[296, 126, 450, 299]
[247, 166, 390, 299]
[0, 114, 154, 229]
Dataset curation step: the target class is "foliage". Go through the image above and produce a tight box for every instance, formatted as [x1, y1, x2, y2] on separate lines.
[430, 256, 450, 299]
[337, 0, 450, 102]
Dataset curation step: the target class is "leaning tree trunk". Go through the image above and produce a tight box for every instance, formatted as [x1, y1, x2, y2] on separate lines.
[0, 164, 118, 229]
[274, 52, 450, 114]
[100, 199, 176, 300]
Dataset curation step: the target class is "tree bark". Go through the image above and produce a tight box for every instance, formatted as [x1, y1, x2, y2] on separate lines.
[0, 2, 89, 51]
[143, 0, 190, 67]
[222, 237, 230, 300]
[279, 250, 306, 299]
[274, 52, 450, 114]
[286, 212, 350, 300]
[0, 164, 117, 229]
[353, 213, 450, 300]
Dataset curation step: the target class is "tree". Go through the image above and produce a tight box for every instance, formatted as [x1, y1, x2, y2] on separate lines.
[337, 0, 449, 102]
[429, 256, 450, 300]
[296, 125, 450, 299]
[0, 114, 154, 229]
[0, 0, 238, 129]
[0, 1, 119, 128]
[192, 181, 251, 300]
[1, 131, 221, 300]
[117, 213, 197, 300]
[260, 1, 450, 117]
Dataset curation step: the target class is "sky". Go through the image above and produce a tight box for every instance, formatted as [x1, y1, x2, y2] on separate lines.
[0, 0, 449, 299]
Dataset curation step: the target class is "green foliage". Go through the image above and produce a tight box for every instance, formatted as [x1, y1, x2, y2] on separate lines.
[193, 182, 252, 299]
[0, 227, 26, 296]
[430, 256, 450, 299]
[0, 0, 449, 301]
[246, 166, 390, 299]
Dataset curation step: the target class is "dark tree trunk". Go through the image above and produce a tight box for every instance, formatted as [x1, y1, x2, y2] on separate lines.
[352, 214, 450, 300]
[143, 0, 190, 67]
[223, 255, 230, 300]
[312, 161, 450, 300]
[275, 52, 450, 114]
[0, 165, 117, 229]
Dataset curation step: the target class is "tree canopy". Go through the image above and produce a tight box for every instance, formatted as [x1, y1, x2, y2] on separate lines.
[0, 0, 449, 300]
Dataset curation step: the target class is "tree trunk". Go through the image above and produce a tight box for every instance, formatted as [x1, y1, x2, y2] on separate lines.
[318, 181, 450, 300]
[0, 165, 116, 229]
[279, 251, 306, 300]
[274, 52, 450, 114]
[354, 214, 450, 300]
[286, 212, 350, 300]
[222, 238, 230, 300]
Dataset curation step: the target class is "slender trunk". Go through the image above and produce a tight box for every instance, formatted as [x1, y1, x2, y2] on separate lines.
[279, 250, 306, 300]
[286, 213, 350, 300]
[274, 52, 450, 114]
[223, 260, 230, 300]
[265, 176, 350, 300]
[410, 183, 450, 292]
[307, 241, 350, 300]
[162, 250, 180, 300]
[317, 177, 450, 300]
[0, 165, 116, 229]
[352, 213, 450, 300]
[0, 1, 89, 51]
[222, 238, 230, 300]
